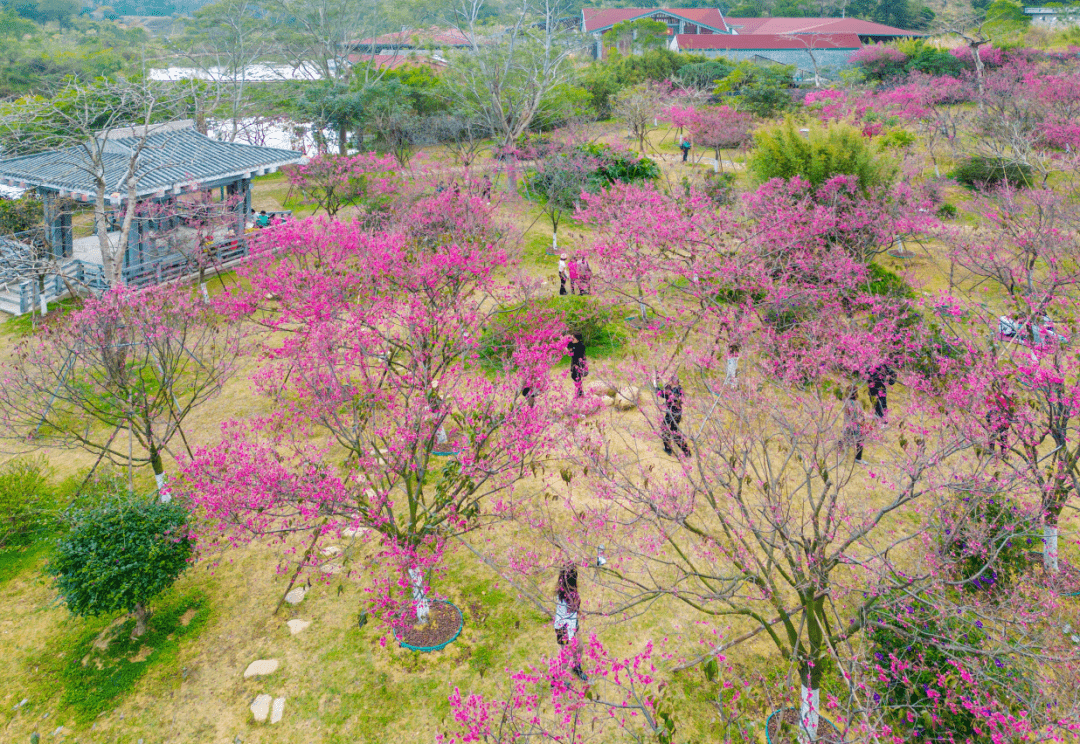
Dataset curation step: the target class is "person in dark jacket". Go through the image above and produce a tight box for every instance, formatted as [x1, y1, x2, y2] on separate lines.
[569, 333, 587, 398]
[656, 372, 691, 457]
[866, 364, 896, 421]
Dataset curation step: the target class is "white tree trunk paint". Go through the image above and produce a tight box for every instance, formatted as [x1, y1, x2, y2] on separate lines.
[200, 282, 210, 303]
[1044, 525, 1059, 574]
[799, 685, 820, 743]
[408, 567, 430, 624]
[40, 296, 48, 316]
[436, 425, 448, 446]
[156, 472, 171, 503]
[552, 230, 557, 251]
[713, 159, 719, 173]
[724, 356, 740, 387]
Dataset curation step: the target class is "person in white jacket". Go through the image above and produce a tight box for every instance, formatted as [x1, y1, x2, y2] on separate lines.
[554, 564, 588, 681]
[558, 253, 568, 296]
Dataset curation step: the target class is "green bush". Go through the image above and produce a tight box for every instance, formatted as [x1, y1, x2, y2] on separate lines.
[579, 142, 660, 183]
[877, 128, 916, 150]
[700, 170, 738, 206]
[868, 600, 1021, 743]
[939, 491, 1036, 593]
[48, 497, 195, 636]
[936, 202, 958, 219]
[0, 456, 54, 547]
[749, 118, 896, 193]
[865, 263, 915, 298]
[951, 157, 1032, 190]
[480, 296, 616, 368]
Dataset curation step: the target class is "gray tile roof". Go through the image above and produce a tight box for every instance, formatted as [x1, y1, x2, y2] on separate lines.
[0, 126, 302, 201]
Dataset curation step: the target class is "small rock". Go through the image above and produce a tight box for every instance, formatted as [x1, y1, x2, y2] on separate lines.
[283, 587, 306, 605]
[243, 659, 280, 678]
[613, 397, 636, 412]
[53, 726, 63, 736]
[14, 698, 28, 710]
[286, 619, 311, 635]
[1072, 634, 1080, 645]
[270, 697, 285, 724]
[342, 527, 367, 538]
[1063, 623, 1072, 635]
[601, 395, 614, 407]
[320, 562, 343, 574]
[250, 694, 272, 723]
[319, 546, 342, 557]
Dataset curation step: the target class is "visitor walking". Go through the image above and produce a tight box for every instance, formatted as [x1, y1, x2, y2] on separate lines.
[554, 564, 587, 682]
[656, 372, 691, 458]
[482, 174, 493, 201]
[558, 253, 568, 296]
[843, 387, 867, 465]
[568, 253, 580, 296]
[679, 135, 691, 163]
[569, 333, 588, 398]
[866, 364, 896, 422]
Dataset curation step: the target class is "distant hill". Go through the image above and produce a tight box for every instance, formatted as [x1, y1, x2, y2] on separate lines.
[106, 0, 211, 16]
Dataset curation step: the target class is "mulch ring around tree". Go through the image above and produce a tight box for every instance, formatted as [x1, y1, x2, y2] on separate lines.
[1025, 552, 1080, 596]
[766, 708, 843, 744]
[394, 600, 464, 652]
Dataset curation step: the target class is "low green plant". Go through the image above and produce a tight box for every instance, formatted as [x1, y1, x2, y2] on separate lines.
[951, 157, 1032, 190]
[48, 497, 195, 637]
[479, 296, 619, 368]
[865, 263, 915, 298]
[0, 456, 55, 548]
[877, 128, 916, 150]
[939, 491, 1037, 593]
[936, 202, 959, 219]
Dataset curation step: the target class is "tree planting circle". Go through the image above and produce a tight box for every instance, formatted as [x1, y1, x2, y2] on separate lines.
[887, 247, 916, 260]
[394, 600, 463, 652]
[765, 708, 843, 744]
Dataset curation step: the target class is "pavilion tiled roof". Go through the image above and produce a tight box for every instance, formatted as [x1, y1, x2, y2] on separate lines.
[673, 32, 862, 49]
[582, 7, 729, 33]
[724, 16, 922, 36]
[0, 122, 302, 202]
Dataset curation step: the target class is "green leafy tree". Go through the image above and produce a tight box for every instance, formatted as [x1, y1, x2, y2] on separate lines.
[0, 193, 43, 237]
[604, 18, 668, 56]
[749, 117, 897, 192]
[48, 498, 194, 637]
[0, 456, 54, 548]
[714, 61, 796, 118]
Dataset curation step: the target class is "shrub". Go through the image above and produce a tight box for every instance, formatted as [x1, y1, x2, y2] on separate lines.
[865, 263, 915, 298]
[48, 498, 195, 637]
[939, 491, 1036, 592]
[868, 600, 1021, 743]
[700, 170, 737, 206]
[951, 157, 1032, 190]
[479, 296, 615, 368]
[578, 142, 660, 184]
[877, 128, 916, 150]
[0, 456, 54, 547]
[936, 202, 958, 219]
[749, 118, 896, 193]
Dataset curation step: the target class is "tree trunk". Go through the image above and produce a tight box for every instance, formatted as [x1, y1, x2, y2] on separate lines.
[150, 446, 169, 503]
[1044, 524, 1059, 574]
[131, 603, 148, 638]
[408, 566, 430, 625]
[799, 684, 820, 743]
[338, 124, 348, 156]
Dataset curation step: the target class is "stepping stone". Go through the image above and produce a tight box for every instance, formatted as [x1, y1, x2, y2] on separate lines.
[283, 587, 306, 605]
[319, 546, 341, 557]
[250, 694, 272, 722]
[270, 697, 286, 724]
[244, 659, 279, 678]
[286, 619, 311, 635]
[342, 527, 367, 538]
[320, 563, 343, 574]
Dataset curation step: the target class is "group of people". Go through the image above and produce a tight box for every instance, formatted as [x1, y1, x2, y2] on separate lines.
[558, 253, 593, 296]
[435, 175, 493, 201]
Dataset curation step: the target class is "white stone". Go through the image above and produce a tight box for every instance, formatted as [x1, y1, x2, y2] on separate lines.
[286, 619, 311, 635]
[601, 395, 614, 407]
[319, 545, 342, 557]
[342, 527, 368, 538]
[244, 659, 279, 678]
[320, 563, 343, 574]
[250, 694, 272, 722]
[270, 697, 286, 724]
[283, 587, 306, 605]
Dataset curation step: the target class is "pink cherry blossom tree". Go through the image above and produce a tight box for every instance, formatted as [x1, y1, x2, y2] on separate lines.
[687, 106, 754, 173]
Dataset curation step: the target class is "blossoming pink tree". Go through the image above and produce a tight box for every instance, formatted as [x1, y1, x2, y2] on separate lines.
[687, 106, 753, 172]
[285, 152, 400, 217]
[182, 190, 569, 624]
